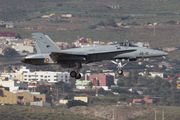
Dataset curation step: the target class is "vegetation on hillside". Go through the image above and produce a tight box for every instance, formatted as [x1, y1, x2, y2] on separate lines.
[132, 108, 180, 120]
[66, 100, 87, 108]
[0, 105, 105, 120]
[1, 0, 180, 21]
[116, 72, 180, 106]
[2, 47, 20, 58]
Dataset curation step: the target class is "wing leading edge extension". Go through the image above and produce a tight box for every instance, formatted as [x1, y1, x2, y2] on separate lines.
[50, 51, 88, 63]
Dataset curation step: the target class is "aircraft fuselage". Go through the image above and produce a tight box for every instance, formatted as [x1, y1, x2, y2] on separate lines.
[21, 44, 167, 67]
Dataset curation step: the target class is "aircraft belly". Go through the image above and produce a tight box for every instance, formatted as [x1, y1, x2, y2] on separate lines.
[96, 53, 117, 60]
[87, 54, 97, 61]
[57, 56, 86, 61]
[95, 51, 133, 60]
[23, 58, 45, 65]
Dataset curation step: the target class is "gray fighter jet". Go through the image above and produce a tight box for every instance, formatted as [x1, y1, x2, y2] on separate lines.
[21, 33, 168, 79]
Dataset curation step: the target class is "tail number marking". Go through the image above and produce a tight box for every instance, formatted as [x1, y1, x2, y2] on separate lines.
[139, 52, 149, 56]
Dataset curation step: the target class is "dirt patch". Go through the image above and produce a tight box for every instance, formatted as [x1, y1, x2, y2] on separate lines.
[69, 105, 158, 120]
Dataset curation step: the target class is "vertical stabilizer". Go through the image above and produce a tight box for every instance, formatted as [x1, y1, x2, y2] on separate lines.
[32, 33, 61, 54]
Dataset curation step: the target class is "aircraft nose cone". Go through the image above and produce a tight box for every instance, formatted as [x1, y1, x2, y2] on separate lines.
[159, 51, 169, 57]
[164, 52, 168, 56]
[153, 50, 168, 57]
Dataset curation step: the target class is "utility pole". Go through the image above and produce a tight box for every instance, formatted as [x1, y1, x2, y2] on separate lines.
[155, 110, 156, 120]
[63, 86, 64, 96]
[95, 87, 98, 96]
[154, 23, 156, 36]
[162, 109, 164, 120]
[154, 24, 155, 36]
[95, 77, 98, 96]
[56, 88, 59, 100]
[113, 109, 115, 120]
[34, 72, 36, 92]
[95, 109, 97, 118]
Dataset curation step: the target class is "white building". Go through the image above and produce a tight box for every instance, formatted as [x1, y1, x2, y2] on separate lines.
[23, 71, 70, 83]
[15, 66, 30, 74]
[13, 66, 71, 83]
[12, 43, 34, 53]
[0, 80, 28, 92]
[1, 66, 71, 83]
[4, 22, 14, 28]
[79, 43, 101, 48]
[149, 72, 167, 78]
[0, 73, 16, 80]
[30, 101, 51, 107]
[0, 66, 30, 80]
[75, 80, 91, 89]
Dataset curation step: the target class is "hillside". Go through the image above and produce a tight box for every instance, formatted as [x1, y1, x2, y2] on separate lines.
[69, 105, 180, 120]
[133, 106, 180, 120]
[0, 105, 105, 120]
[1, 0, 180, 21]
[1, 0, 180, 13]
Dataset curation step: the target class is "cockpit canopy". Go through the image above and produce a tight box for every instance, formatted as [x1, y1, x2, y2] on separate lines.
[111, 42, 138, 47]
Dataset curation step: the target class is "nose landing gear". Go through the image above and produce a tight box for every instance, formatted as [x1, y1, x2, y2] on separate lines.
[117, 69, 123, 75]
[111, 60, 127, 75]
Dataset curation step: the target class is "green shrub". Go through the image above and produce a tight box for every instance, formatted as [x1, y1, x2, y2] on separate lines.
[66, 100, 87, 108]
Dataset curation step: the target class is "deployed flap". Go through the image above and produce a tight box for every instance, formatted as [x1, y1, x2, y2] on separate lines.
[50, 51, 87, 62]
[32, 33, 61, 54]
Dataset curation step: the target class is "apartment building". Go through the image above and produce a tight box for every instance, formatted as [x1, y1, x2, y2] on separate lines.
[23, 71, 70, 83]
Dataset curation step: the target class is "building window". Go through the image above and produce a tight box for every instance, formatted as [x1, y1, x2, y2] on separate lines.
[54, 79, 58, 81]
[48, 76, 50, 77]
[41, 75, 43, 77]
[29, 75, 31, 77]
[45, 76, 47, 78]
[24, 75, 27, 77]
[54, 76, 58, 77]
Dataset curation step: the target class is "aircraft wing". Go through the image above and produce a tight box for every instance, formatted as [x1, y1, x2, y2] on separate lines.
[49, 48, 136, 63]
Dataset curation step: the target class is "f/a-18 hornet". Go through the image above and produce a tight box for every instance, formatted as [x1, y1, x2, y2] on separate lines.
[21, 33, 168, 79]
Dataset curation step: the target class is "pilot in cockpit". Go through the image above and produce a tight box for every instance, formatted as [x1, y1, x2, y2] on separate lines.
[113, 42, 137, 47]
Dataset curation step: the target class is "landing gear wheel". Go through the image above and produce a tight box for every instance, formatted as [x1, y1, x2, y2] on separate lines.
[117, 69, 123, 75]
[75, 74, 81, 79]
[70, 71, 77, 77]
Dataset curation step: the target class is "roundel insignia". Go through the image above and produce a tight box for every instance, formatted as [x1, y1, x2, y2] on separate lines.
[46, 58, 49, 62]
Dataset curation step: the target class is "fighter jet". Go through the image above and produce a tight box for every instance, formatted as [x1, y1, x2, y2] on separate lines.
[21, 33, 168, 79]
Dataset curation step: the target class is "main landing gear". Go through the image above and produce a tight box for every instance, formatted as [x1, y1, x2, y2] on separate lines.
[111, 60, 127, 75]
[70, 63, 82, 79]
